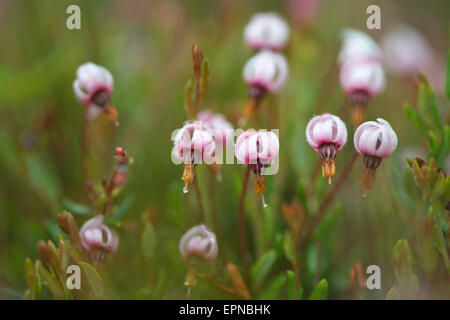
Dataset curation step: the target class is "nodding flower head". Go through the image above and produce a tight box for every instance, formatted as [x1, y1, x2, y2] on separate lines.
[197, 110, 233, 146]
[338, 29, 383, 66]
[73, 62, 118, 124]
[235, 130, 279, 207]
[340, 58, 385, 105]
[244, 13, 290, 51]
[243, 50, 288, 96]
[73, 62, 113, 106]
[306, 113, 347, 183]
[173, 121, 216, 193]
[179, 224, 218, 263]
[381, 25, 435, 78]
[79, 215, 118, 261]
[354, 118, 398, 194]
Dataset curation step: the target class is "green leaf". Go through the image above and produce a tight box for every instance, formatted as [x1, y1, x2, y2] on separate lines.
[79, 262, 105, 299]
[309, 279, 328, 300]
[404, 104, 425, 135]
[104, 216, 122, 229]
[435, 126, 450, 167]
[250, 249, 277, 289]
[112, 193, 135, 219]
[260, 273, 287, 299]
[385, 286, 400, 300]
[62, 198, 93, 216]
[286, 270, 296, 300]
[38, 261, 64, 299]
[283, 232, 297, 264]
[141, 223, 156, 260]
[392, 239, 414, 282]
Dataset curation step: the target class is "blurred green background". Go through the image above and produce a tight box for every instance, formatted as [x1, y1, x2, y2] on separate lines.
[0, 0, 449, 299]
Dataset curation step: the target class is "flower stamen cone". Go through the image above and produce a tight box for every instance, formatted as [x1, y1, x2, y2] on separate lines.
[182, 164, 195, 193]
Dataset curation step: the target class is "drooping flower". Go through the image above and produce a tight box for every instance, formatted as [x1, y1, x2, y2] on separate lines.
[179, 224, 218, 263]
[235, 130, 279, 207]
[73, 62, 119, 125]
[340, 58, 385, 125]
[306, 113, 347, 183]
[380, 25, 445, 92]
[197, 110, 233, 180]
[338, 29, 382, 66]
[354, 118, 398, 195]
[197, 110, 233, 146]
[242, 51, 288, 122]
[244, 13, 290, 51]
[79, 215, 119, 261]
[173, 121, 216, 193]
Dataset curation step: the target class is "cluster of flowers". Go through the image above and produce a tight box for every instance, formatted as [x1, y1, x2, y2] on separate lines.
[69, 13, 402, 269]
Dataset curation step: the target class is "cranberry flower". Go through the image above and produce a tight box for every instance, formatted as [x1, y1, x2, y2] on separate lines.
[235, 130, 279, 207]
[244, 13, 290, 51]
[73, 62, 119, 125]
[242, 51, 288, 122]
[197, 110, 233, 180]
[173, 121, 216, 193]
[338, 29, 382, 66]
[79, 215, 119, 262]
[340, 58, 385, 125]
[179, 224, 218, 263]
[354, 118, 398, 195]
[306, 113, 348, 183]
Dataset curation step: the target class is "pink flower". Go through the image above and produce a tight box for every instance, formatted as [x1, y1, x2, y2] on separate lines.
[244, 13, 290, 51]
[243, 50, 288, 94]
[179, 224, 218, 263]
[73, 62, 114, 106]
[338, 29, 382, 66]
[306, 113, 347, 183]
[354, 118, 398, 194]
[197, 110, 233, 145]
[354, 118, 398, 158]
[173, 121, 216, 164]
[235, 130, 279, 207]
[73, 62, 119, 124]
[340, 57, 385, 102]
[381, 25, 434, 78]
[306, 113, 347, 152]
[235, 130, 279, 166]
[79, 215, 118, 260]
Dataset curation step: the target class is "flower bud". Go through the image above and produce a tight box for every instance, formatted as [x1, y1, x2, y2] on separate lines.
[179, 224, 218, 263]
[244, 13, 290, 51]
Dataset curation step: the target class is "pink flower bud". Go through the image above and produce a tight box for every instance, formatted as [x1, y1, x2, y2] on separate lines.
[79, 215, 118, 257]
[244, 13, 290, 51]
[243, 50, 288, 94]
[306, 113, 347, 152]
[354, 118, 398, 158]
[235, 130, 279, 165]
[173, 121, 216, 164]
[114, 146, 125, 156]
[179, 224, 218, 263]
[338, 29, 382, 66]
[340, 57, 385, 102]
[306, 113, 347, 183]
[73, 62, 114, 106]
[197, 110, 233, 145]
